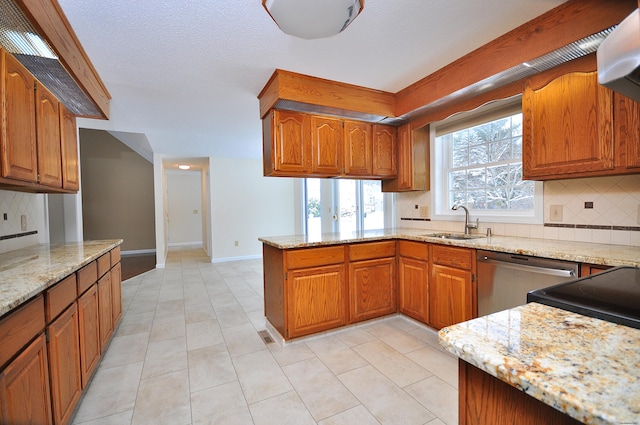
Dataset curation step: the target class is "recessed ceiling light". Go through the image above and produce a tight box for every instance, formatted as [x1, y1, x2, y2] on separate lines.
[178, 164, 191, 170]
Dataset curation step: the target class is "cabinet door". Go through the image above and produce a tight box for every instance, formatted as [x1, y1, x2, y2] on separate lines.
[36, 83, 63, 187]
[349, 257, 396, 323]
[0, 334, 52, 425]
[98, 272, 113, 352]
[344, 120, 373, 176]
[268, 110, 311, 175]
[311, 116, 343, 175]
[77, 284, 100, 387]
[1, 50, 38, 182]
[111, 262, 123, 325]
[615, 93, 640, 170]
[523, 71, 614, 179]
[430, 264, 473, 329]
[60, 105, 79, 191]
[287, 264, 346, 338]
[398, 256, 429, 323]
[47, 303, 82, 425]
[372, 124, 397, 177]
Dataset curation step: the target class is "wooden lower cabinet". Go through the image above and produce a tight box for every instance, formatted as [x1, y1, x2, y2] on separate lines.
[398, 256, 429, 323]
[287, 264, 347, 338]
[349, 257, 396, 323]
[47, 304, 82, 425]
[0, 334, 52, 425]
[111, 262, 122, 325]
[77, 284, 100, 387]
[97, 271, 113, 352]
[429, 245, 475, 329]
[459, 360, 581, 425]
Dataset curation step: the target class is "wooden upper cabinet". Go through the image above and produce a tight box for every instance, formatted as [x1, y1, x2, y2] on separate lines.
[263, 109, 311, 176]
[1, 50, 38, 183]
[311, 116, 343, 175]
[616, 92, 640, 170]
[36, 83, 63, 188]
[344, 120, 373, 176]
[382, 123, 429, 192]
[60, 105, 79, 191]
[372, 124, 397, 177]
[523, 70, 615, 180]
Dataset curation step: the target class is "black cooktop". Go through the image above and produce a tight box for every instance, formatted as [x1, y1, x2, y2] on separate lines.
[527, 266, 640, 330]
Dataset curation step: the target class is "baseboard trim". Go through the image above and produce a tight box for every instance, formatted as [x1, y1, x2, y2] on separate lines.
[211, 254, 261, 264]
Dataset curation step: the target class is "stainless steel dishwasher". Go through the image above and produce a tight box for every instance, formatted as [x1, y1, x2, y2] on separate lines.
[477, 249, 579, 316]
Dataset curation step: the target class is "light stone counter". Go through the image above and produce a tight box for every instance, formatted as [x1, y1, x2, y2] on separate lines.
[439, 303, 640, 425]
[0, 240, 122, 317]
[259, 227, 640, 267]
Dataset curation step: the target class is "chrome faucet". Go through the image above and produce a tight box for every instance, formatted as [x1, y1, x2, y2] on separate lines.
[451, 204, 478, 235]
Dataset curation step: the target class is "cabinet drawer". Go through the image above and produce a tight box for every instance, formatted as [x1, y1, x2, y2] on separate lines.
[398, 240, 428, 261]
[110, 246, 121, 265]
[349, 241, 396, 262]
[97, 253, 110, 278]
[45, 274, 77, 323]
[0, 295, 45, 368]
[286, 246, 345, 269]
[77, 261, 97, 295]
[431, 244, 473, 270]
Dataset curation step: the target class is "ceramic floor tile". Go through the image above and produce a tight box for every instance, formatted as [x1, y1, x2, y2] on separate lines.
[335, 327, 377, 347]
[338, 365, 436, 425]
[191, 381, 253, 425]
[352, 340, 432, 387]
[73, 409, 133, 425]
[72, 362, 143, 423]
[149, 313, 186, 342]
[116, 310, 154, 336]
[222, 323, 267, 357]
[131, 369, 191, 425]
[233, 349, 293, 404]
[188, 343, 238, 393]
[283, 357, 359, 421]
[215, 304, 252, 328]
[155, 299, 185, 318]
[186, 318, 224, 350]
[99, 332, 150, 369]
[407, 326, 444, 350]
[185, 302, 217, 324]
[405, 376, 458, 425]
[268, 340, 317, 367]
[317, 405, 380, 425]
[364, 323, 427, 354]
[406, 345, 459, 389]
[248, 391, 316, 425]
[141, 335, 188, 379]
[305, 336, 368, 375]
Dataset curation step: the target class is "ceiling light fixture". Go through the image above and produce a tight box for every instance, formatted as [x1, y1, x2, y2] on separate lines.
[178, 164, 191, 170]
[262, 0, 364, 40]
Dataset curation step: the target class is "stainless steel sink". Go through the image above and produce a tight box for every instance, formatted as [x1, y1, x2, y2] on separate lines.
[423, 232, 485, 240]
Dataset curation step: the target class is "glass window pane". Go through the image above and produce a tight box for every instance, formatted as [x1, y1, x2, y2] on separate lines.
[305, 179, 322, 237]
[363, 180, 384, 230]
[338, 180, 357, 234]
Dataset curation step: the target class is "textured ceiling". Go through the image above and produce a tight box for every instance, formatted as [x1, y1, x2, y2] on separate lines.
[57, 0, 567, 161]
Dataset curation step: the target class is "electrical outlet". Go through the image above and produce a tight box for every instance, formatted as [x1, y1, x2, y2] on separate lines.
[584, 201, 593, 209]
[234, 240, 239, 247]
[637, 205, 640, 225]
[419, 206, 429, 217]
[550, 205, 563, 222]
[3, 213, 6, 221]
[20, 215, 27, 231]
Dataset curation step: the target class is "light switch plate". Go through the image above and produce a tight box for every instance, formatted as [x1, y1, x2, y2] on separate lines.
[20, 215, 27, 231]
[637, 205, 640, 225]
[419, 206, 429, 218]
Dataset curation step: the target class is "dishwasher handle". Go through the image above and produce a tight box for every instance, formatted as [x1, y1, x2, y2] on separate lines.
[479, 257, 576, 278]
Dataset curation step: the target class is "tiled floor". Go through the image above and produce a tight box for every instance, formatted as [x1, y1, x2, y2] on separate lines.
[72, 247, 459, 425]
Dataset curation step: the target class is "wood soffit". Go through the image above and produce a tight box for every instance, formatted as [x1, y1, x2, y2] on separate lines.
[259, 0, 638, 126]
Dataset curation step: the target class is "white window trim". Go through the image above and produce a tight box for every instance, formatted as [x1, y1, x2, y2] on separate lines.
[429, 98, 543, 225]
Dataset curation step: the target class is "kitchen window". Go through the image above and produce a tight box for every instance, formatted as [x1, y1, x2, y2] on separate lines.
[304, 179, 389, 237]
[431, 98, 542, 223]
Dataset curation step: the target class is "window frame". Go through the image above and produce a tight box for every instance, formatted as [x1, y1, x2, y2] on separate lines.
[430, 98, 543, 224]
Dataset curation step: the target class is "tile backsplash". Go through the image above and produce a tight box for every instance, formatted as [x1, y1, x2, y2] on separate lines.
[396, 174, 640, 247]
[0, 190, 41, 254]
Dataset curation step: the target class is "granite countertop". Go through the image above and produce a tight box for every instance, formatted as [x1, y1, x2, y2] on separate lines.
[259, 227, 640, 268]
[0, 240, 122, 317]
[439, 303, 640, 425]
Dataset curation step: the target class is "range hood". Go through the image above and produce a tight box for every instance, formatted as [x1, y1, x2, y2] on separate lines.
[0, 0, 106, 117]
[597, 8, 640, 102]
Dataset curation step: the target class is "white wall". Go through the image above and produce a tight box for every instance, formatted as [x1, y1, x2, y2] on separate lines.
[210, 157, 296, 262]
